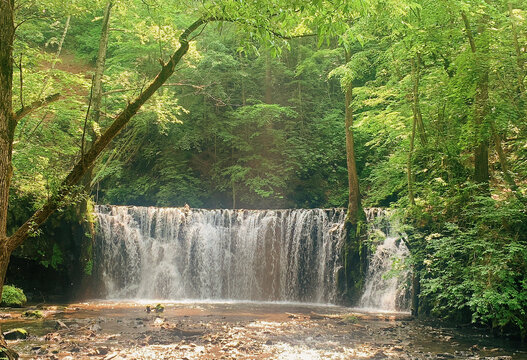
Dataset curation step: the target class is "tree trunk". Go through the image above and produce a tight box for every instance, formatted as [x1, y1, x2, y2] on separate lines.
[461, 11, 490, 186]
[413, 55, 427, 146]
[338, 49, 366, 305]
[344, 53, 361, 225]
[509, 2, 525, 94]
[0, 15, 208, 354]
[0, 1, 18, 358]
[6, 17, 207, 251]
[37, 15, 71, 100]
[92, 1, 113, 127]
[239, 52, 246, 107]
[407, 56, 422, 206]
[81, 1, 113, 194]
[0, 0, 15, 287]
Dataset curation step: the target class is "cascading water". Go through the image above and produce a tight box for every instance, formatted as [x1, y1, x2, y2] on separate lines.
[359, 208, 411, 312]
[94, 205, 346, 303]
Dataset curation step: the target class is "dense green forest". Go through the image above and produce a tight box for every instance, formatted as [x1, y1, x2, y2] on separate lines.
[1, 0, 527, 351]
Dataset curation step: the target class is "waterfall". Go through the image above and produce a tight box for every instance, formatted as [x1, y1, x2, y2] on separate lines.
[94, 205, 346, 303]
[359, 208, 411, 312]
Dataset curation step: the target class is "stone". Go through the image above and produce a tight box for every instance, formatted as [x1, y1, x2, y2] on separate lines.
[3, 328, 28, 340]
[23, 310, 43, 318]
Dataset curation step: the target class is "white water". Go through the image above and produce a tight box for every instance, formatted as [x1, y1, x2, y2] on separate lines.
[359, 208, 411, 312]
[94, 205, 410, 309]
[95, 205, 345, 303]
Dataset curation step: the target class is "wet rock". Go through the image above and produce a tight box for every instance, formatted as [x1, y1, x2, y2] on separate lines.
[3, 328, 28, 340]
[23, 309, 43, 318]
[265, 340, 273, 345]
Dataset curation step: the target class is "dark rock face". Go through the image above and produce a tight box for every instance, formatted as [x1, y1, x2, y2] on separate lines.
[5, 205, 95, 302]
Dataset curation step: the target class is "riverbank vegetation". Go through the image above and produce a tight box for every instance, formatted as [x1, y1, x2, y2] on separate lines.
[1, 0, 526, 344]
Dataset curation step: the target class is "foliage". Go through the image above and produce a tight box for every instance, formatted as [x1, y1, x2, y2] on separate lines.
[4, 0, 527, 339]
[1, 285, 27, 308]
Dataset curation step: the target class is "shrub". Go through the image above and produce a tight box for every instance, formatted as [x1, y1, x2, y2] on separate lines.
[1, 285, 27, 308]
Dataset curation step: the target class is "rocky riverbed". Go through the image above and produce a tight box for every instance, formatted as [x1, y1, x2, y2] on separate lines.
[1, 301, 525, 359]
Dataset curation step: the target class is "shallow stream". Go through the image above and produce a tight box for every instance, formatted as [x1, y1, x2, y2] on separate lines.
[2, 301, 526, 359]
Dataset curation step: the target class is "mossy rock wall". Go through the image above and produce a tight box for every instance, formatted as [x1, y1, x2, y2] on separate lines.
[6, 198, 96, 302]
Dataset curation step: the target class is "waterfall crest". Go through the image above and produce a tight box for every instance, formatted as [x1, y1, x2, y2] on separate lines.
[95, 205, 345, 303]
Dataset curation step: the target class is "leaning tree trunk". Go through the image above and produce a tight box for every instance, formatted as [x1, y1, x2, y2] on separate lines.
[0, 10, 208, 355]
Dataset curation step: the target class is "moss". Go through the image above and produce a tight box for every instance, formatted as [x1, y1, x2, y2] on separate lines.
[23, 310, 43, 318]
[84, 259, 93, 275]
[343, 315, 359, 324]
[1, 285, 27, 308]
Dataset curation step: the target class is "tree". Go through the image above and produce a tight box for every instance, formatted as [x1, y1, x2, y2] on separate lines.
[2, 1, 381, 354]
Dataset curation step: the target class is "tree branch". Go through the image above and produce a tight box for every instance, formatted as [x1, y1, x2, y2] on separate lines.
[13, 93, 61, 123]
[102, 82, 209, 96]
[6, 17, 209, 252]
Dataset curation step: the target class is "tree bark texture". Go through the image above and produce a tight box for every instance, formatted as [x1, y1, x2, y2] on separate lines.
[0, 1, 18, 358]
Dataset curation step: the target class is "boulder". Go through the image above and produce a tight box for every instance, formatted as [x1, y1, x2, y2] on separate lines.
[3, 328, 28, 340]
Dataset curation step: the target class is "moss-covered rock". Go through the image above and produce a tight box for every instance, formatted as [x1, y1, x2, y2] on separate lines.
[22, 310, 43, 319]
[1, 285, 27, 308]
[3, 328, 28, 340]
